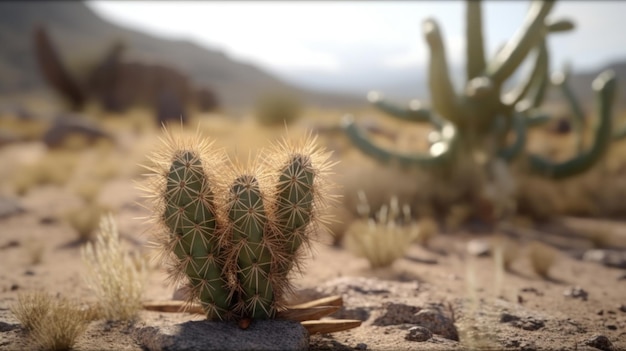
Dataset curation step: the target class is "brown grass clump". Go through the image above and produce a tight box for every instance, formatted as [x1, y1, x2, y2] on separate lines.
[11, 292, 89, 350]
[10, 291, 51, 331]
[528, 241, 558, 278]
[81, 213, 147, 321]
[344, 194, 419, 268]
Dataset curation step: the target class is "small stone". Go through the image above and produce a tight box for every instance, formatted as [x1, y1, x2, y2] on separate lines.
[584, 334, 614, 351]
[354, 342, 367, 350]
[597, 310, 604, 315]
[563, 286, 588, 301]
[606, 325, 617, 331]
[619, 305, 626, 313]
[583, 249, 626, 269]
[23, 270, 35, 276]
[405, 326, 432, 342]
[500, 313, 519, 323]
[10, 284, 19, 291]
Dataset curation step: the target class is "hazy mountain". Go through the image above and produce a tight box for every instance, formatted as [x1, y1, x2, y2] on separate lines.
[0, 1, 623, 113]
[0, 1, 364, 109]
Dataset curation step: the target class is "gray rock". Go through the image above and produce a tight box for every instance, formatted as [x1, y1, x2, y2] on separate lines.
[0, 197, 24, 219]
[412, 307, 459, 341]
[564, 286, 588, 301]
[405, 326, 432, 342]
[373, 303, 458, 341]
[134, 319, 308, 351]
[43, 115, 113, 148]
[583, 250, 626, 269]
[499, 312, 544, 331]
[584, 334, 614, 351]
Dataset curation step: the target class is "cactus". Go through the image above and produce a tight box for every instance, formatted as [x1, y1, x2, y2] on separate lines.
[342, 0, 622, 181]
[144, 129, 334, 322]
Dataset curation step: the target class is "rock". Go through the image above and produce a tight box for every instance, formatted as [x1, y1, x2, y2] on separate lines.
[499, 312, 545, 331]
[584, 334, 614, 351]
[467, 239, 491, 257]
[412, 307, 459, 341]
[619, 305, 626, 313]
[0, 197, 24, 219]
[133, 319, 308, 351]
[354, 342, 367, 350]
[583, 249, 626, 269]
[563, 286, 588, 301]
[405, 326, 432, 342]
[42, 115, 113, 148]
[373, 303, 458, 341]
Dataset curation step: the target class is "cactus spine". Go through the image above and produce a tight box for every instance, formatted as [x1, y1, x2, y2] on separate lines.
[144, 129, 333, 322]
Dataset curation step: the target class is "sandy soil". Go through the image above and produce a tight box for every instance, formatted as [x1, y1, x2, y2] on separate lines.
[0, 139, 625, 351]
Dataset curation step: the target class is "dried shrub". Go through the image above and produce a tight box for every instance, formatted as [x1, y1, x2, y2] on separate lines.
[11, 292, 89, 350]
[344, 193, 419, 268]
[81, 213, 147, 321]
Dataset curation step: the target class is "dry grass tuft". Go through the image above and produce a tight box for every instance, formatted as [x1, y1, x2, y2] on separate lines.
[10, 291, 51, 331]
[344, 193, 419, 268]
[11, 292, 89, 350]
[81, 213, 147, 321]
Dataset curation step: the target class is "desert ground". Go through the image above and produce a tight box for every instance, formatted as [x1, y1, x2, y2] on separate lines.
[0, 103, 625, 351]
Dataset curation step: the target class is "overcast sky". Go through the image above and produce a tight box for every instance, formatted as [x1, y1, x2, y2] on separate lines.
[87, 1, 626, 95]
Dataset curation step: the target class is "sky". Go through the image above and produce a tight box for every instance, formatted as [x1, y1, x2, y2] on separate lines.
[87, 1, 626, 98]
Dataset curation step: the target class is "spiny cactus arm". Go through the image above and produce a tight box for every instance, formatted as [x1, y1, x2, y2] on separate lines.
[341, 114, 457, 168]
[229, 175, 274, 319]
[528, 70, 617, 179]
[275, 154, 315, 255]
[424, 19, 464, 124]
[163, 150, 231, 319]
[552, 63, 586, 153]
[497, 113, 527, 161]
[504, 40, 548, 108]
[33, 26, 86, 110]
[466, 0, 486, 81]
[486, 0, 555, 85]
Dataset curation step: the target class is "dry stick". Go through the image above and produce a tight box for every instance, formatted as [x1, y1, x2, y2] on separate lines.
[142, 295, 362, 334]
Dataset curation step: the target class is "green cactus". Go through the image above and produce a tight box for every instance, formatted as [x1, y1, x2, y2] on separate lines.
[144, 130, 333, 322]
[342, 0, 622, 181]
[162, 149, 231, 320]
[228, 174, 275, 319]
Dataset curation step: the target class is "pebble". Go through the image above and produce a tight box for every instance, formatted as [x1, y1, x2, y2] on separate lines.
[354, 342, 367, 350]
[563, 286, 588, 301]
[405, 326, 432, 342]
[584, 334, 613, 351]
